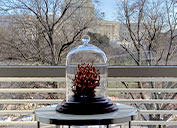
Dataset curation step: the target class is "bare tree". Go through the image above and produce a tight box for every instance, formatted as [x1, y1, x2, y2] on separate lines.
[0, 0, 98, 121]
[116, 0, 177, 127]
[0, 0, 96, 65]
[165, 0, 177, 65]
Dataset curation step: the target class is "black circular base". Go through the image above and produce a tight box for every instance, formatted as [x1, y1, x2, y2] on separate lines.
[56, 96, 118, 115]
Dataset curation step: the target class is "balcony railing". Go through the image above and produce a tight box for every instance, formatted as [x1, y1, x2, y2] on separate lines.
[0, 66, 177, 127]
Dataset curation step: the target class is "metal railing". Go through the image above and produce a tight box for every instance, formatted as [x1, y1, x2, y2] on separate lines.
[0, 66, 177, 127]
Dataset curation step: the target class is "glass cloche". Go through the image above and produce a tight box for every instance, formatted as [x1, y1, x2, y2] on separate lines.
[66, 35, 108, 101]
[56, 35, 118, 115]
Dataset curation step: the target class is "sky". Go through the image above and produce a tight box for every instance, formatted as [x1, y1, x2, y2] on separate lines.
[94, 0, 118, 21]
[95, 0, 177, 21]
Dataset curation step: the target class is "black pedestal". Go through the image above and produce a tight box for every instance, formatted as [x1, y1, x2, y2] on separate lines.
[56, 96, 118, 115]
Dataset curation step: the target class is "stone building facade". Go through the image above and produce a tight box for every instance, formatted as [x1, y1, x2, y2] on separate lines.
[90, 20, 120, 41]
[86, 0, 120, 41]
[64, 0, 120, 41]
[64, 0, 134, 48]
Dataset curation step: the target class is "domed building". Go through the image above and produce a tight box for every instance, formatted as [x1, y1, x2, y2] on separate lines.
[63, 0, 121, 42]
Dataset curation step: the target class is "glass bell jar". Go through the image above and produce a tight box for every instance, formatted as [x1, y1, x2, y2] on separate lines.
[56, 35, 117, 115]
[66, 35, 108, 101]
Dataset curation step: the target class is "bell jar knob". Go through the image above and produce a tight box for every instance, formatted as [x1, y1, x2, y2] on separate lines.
[82, 35, 90, 45]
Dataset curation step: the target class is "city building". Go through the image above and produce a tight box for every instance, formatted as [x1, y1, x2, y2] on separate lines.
[64, 0, 121, 42]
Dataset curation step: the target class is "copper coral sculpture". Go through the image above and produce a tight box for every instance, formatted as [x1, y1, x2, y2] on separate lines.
[72, 63, 100, 97]
[56, 63, 118, 114]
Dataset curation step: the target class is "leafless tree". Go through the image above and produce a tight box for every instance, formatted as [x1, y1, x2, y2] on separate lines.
[0, 0, 98, 119]
[116, 0, 177, 127]
[165, 0, 177, 65]
[0, 0, 96, 65]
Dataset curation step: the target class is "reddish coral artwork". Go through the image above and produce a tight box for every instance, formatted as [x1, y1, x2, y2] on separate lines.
[72, 62, 100, 97]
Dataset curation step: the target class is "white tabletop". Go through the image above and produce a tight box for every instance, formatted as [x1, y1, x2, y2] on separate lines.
[35, 103, 137, 125]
